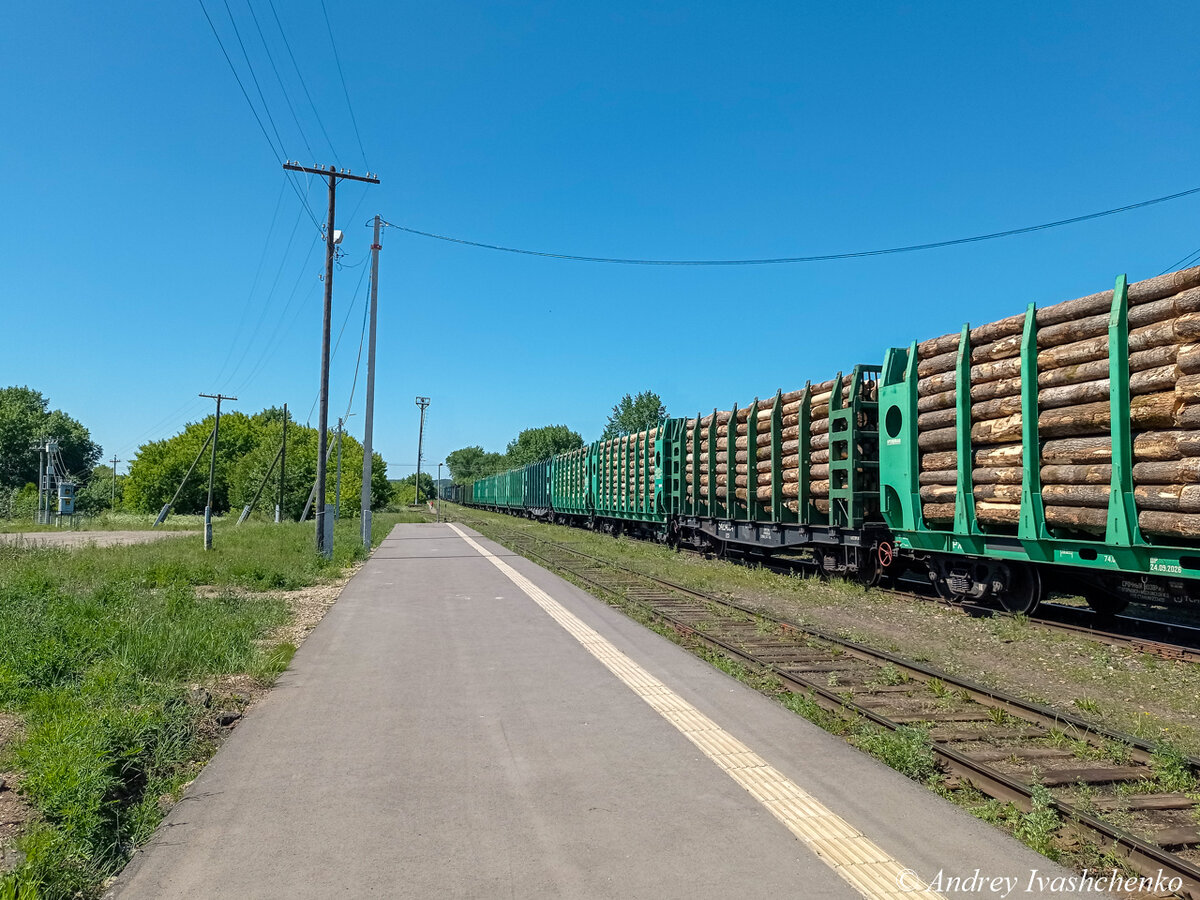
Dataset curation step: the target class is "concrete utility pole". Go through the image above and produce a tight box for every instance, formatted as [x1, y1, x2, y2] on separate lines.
[35, 444, 45, 524]
[437, 462, 443, 522]
[110, 455, 120, 507]
[334, 417, 343, 520]
[199, 393, 236, 550]
[360, 214, 382, 546]
[37, 439, 59, 525]
[277, 403, 288, 523]
[282, 161, 379, 558]
[414, 396, 430, 506]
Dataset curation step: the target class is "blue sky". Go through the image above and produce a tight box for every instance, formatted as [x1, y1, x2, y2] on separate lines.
[4, 1, 1199, 480]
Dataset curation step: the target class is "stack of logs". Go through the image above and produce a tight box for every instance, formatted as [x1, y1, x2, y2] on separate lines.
[914, 265, 1200, 540]
[683, 378, 851, 516]
[807, 377, 851, 515]
[916, 316, 1027, 527]
[598, 428, 657, 508]
[558, 448, 587, 501]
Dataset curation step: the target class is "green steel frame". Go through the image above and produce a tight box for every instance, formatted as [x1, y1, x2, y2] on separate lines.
[879, 274, 1200, 579]
[589, 421, 681, 524]
[550, 446, 591, 516]
[682, 367, 880, 531]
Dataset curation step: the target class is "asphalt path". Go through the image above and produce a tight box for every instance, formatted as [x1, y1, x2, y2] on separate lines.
[108, 523, 1093, 899]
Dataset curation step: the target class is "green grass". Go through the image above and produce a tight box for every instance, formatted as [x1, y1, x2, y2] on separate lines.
[852, 724, 940, 783]
[0, 512, 203, 534]
[0, 512, 421, 899]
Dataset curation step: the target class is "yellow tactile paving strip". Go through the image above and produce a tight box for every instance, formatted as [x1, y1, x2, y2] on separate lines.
[448, 524, 944, 899]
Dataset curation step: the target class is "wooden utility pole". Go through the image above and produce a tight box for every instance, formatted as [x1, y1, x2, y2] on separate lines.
[360, 214, 382, 545]
[199, 393, 236, 550]
[109, 455, 120, 507]
[415, 397, 430, 505]
[282, 162, 379, 558]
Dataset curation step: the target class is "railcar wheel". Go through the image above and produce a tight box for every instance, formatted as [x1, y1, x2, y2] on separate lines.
[998, 563, 1042, 615]
[855, 548, 881, 587]
[933, 576, 964, 604]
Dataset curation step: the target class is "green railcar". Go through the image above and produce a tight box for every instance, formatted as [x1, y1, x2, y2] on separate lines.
[501, 467, 524, 508]
[677, 368, 884, 572]
[524, 459, 551, 510]
[473, 467, 525, 509]
[879, 273, 1200, 613]
[550, 446, 591, 518]
[589, 421, 681, 531]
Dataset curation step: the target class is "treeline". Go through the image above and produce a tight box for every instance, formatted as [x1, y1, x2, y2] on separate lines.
[445, 390, 666, 484]
[0, 386, 105, 515]
[446, 425, 584, 484]
[125, 407, 392, 517]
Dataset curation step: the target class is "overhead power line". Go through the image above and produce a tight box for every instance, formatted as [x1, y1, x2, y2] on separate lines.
[1160, 244, 1200, 276]
[243, 0, 317, 164]
[196, 0, 321, 231]
[266, 0, 340, 160]
[381, 183, 1200, 266]
[319, 0, 369, 169]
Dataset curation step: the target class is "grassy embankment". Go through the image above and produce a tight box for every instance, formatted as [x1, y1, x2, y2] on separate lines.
[0, 511, 424, 899]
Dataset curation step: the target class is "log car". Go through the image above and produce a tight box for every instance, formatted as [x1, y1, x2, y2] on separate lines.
[879, 265, 1200, 615]
[672, 366, 894, 583]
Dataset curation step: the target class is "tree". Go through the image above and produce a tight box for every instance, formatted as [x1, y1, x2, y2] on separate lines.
[0, 386, 101, 489]
[124, 413, 258, 515]
[395, 472, 435, 503]
[445, 446, 508, 484]
[123, 410, 393, 518]
[602, 391, 667, 439]
[505, 425, 583, 467]
[76, 463, 123, 514]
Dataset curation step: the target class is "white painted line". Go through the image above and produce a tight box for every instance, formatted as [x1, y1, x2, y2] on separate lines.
[448, 524, 944, 900]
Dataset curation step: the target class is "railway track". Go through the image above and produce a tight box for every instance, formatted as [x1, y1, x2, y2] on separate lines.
[457, 505, 1200, 665]
[452, 509, 1200, 897]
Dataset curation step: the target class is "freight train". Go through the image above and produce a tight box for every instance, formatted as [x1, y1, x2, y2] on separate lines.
[455, 265, 1200, 618]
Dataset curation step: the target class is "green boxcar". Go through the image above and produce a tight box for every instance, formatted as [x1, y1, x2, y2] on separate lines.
[550, 446, 591, 517]
[472, 472, 498, 507]
[472, 467, 524, 509]
[501, 467, 524, 508]
[879, 273, 1200, 609]
[524, 459, 551, 510]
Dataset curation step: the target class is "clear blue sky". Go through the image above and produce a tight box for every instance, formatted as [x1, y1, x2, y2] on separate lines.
[4, 1, 1199, 480]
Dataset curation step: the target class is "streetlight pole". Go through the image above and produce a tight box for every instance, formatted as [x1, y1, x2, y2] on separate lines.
[437, 462, 442, 522]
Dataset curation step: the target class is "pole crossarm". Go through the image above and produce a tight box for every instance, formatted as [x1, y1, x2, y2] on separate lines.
[283, 162, 380, 184]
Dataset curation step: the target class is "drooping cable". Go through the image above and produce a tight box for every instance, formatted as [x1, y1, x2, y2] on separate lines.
[380, 183, 1200, 266]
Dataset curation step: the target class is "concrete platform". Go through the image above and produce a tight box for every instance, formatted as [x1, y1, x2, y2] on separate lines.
[109, 523, 1093, 899]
